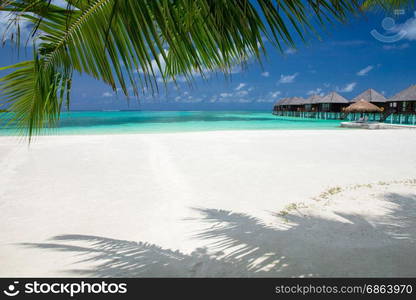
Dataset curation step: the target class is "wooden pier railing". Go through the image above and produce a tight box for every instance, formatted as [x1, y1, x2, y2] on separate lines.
[272, 111, 416, 125]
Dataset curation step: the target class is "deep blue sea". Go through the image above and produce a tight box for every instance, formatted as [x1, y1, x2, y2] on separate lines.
[0, 111, 343, 135]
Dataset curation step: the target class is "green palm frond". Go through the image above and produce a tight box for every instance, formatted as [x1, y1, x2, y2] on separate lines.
[0, 0, 412, 139]
[0, 54, 71, 139]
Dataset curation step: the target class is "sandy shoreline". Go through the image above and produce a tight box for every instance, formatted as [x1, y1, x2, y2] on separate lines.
[1, 129, 415, 277]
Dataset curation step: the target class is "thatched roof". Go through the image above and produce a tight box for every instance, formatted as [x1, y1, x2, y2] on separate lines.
[273, 100, 280, 106]
[282, 97, 305, 106]
[274, 98, 287, 106]
[344, 99, 383, 113]
[352, 89, 386, 103]
[291, 97, 307, 105]
[282, 97, 294, 105]
[317, 92, 349, 104]
[388, 84, 416, 102]
[305, 94, 322, 104]
[279, 97, 295, 106]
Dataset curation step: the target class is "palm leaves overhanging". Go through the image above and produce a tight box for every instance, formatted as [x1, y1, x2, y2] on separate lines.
[0, 0, 411, 139]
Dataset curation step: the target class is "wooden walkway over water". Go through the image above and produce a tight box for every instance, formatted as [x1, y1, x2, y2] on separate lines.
[272, 111, 416, 125]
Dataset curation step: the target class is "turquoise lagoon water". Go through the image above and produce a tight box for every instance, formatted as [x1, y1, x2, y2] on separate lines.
[0, 111, 343, 136]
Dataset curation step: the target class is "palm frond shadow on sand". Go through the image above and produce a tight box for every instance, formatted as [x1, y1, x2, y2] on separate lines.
[21, 193, 416, 277]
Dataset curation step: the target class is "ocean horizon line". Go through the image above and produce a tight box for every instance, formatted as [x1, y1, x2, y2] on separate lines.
[0, 111, 343, 136]
[66, 109, 273, 112]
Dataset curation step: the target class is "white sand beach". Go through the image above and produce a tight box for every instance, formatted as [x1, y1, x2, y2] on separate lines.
[1, 129, 416, 277]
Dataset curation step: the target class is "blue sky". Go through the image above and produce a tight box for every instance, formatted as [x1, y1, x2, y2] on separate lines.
[0, 6, 415, 111]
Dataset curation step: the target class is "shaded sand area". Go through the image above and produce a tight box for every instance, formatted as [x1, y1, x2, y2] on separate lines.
[0, 129, 415, 277]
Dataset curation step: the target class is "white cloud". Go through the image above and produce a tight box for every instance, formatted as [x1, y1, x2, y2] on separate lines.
[269, 91, 281, 98]
[236, 90, 248, 97]
[215, 88, 252, 103]
[0, 2, 66, 43]
[135, 50, 167, 77]
[220, 92, 232, 98]
[235, 83, 246, 91]
[357, 65, 374, 76]
[102, 92, 113, 97]
[285, 48, 297, 55]
[278, 73, 298, 84]
[156, 75, 188, 83]
[256, 98, 271, 103]
[0, 11, 33, 42]
[216, 64, 243, 75]
[217, 90, 249, 99]
[185, 96, 202, 103]
[382, 43, 410, 50]
[393, 11, 416, 41]
[307, 88, 323, 96]
[255, 91, 281, 103]
[229, 66, 243, 74]
[330, 40, 366, 46]
[261, 71, 270, 77]
[337, 82, 357, 93]
[173, 95, 203, 103]
[52, 0, 69, 7]
[0, 12, 11, 31]
[137, 49, 212, 83]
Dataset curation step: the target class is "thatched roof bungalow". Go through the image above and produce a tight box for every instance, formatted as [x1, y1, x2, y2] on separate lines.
[316, 92, 349, 112]
[272, 86, 416, 121]
[352, 89, 386, 104]
[281, 97, 306, 111]
[273, 97, 290, 112]
[303, 94, 322, 112]
[273, 99, 281, 112]
[387, 85, 416, 114]
[289, 96, 307, 105]
[345, 99, 383, 114]
[307, 94, 323, 103]
[273, 97, 299, 112]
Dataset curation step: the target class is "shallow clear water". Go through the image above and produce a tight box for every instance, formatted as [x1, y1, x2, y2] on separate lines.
[0, 111, 344, 136]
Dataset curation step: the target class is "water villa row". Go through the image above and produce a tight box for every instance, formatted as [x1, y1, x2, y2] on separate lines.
[272, 85, 416, 125]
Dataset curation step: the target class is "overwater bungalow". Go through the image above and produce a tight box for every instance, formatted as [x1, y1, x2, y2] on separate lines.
[273, 97, 305, 112]
[304, 94, 322, 112]
[316, 92, 349, 112]
[352, 88, 387, 110]
[273, 99, 282, 112]
[273, 97, 291, 112]
[288, 97, 307, 112]
[272, 86, 416, 125]
[281, 97, 297, 112]
[387, 85, 416, 114]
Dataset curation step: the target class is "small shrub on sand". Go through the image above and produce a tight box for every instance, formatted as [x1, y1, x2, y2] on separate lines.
[277, 203, 307, 219]
[319, 186, 342, 199]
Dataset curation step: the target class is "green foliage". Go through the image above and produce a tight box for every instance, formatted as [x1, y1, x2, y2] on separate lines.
[0, 0, 411, 138]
